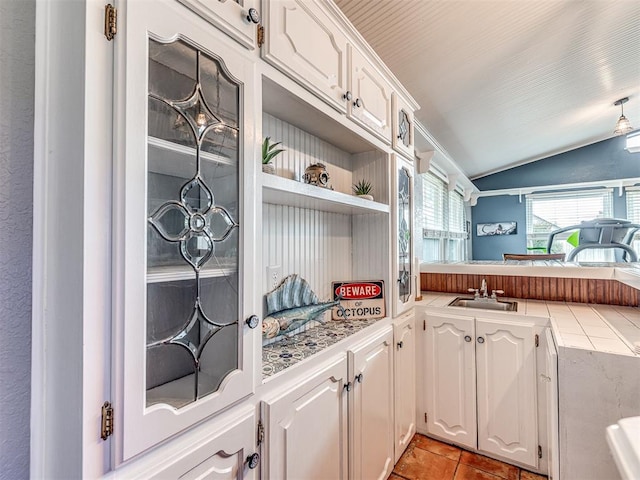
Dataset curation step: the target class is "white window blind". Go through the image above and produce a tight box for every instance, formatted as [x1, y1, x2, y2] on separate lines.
[526, 189, 614, 260]
[416, 171, 467, 261]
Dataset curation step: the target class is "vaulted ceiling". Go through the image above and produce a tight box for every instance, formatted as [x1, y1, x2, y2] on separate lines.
[335, 0, 640, 179]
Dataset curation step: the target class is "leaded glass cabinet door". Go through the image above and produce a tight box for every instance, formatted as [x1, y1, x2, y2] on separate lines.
[116, 2, 259, 463]
[393, 156, 414, 317]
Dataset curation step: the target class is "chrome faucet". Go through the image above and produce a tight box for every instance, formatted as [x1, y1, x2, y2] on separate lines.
[480, 278, 488, 298]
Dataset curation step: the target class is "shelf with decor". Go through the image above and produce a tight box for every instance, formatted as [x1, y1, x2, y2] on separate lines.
[262, 172, 389, 215]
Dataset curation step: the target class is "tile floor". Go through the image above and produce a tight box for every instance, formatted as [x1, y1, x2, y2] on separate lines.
[391, 434, 547, 480]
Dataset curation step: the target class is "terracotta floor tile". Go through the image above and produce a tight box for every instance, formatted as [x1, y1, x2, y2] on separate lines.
[411, 434, 462, 461]
[454, 463, 504, 480]
[394, 445, 458, 480]
[459, 451, 519, 480]
[520, 470, 546, 480]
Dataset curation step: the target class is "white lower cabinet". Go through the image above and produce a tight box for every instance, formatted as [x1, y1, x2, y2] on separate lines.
[105, 406, 258, 479]
[424, 312, 539, 468]
[349, 326, 395, 480]
[393, 312, 417, 462]
[261, 325, 395, 480]
[262, 354, 350, 480]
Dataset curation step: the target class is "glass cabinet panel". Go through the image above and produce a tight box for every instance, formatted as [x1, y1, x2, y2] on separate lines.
[146, 38, 241, 409]
[398, 166, 412, 304]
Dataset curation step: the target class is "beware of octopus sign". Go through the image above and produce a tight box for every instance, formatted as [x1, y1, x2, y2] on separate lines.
[331, 280, 385, 320]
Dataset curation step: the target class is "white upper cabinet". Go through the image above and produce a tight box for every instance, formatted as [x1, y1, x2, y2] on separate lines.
[392, 93, 415, 160]
[262, 0, 349, 112]
[178, 0, 261, 50]
[115, 1, 259, 462]
[347, 45, 393, 142]
[476, 318, 538, 467]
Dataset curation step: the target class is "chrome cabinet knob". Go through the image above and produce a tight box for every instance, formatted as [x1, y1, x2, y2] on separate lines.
[353, 98, 362, 108]
[246, 315, 259, 329]
[477, 337, 485, 344]
[464, 335, 472, 342]
[397, 341, 404, 349]
[246, 8, 260, 24]
[247, 452, 260, 469]
[355, 373, 363, 383]
[343, 91, 352, 101]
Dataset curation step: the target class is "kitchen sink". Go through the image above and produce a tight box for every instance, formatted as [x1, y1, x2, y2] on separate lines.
[448, 297, 518, 312]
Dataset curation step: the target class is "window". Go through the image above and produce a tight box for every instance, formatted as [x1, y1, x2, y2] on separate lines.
[415, 171, 468, 261]
[625, 187, 640, 254]
[526, 189, 614, 261]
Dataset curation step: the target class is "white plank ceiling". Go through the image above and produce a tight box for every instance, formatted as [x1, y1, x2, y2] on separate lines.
[335, 0, 640, 179]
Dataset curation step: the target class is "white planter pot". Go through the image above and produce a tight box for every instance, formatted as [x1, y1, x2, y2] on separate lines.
[262, 163, 276, 174]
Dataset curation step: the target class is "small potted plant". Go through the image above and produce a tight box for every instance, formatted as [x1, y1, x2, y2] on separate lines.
[262, 136, 285, 174]
[352, 179, 373, 201]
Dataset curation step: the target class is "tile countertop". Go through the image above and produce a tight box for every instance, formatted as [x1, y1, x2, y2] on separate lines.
[418, 292, 639, 357]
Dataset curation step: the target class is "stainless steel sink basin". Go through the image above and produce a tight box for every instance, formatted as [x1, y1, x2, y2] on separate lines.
[448, 297, 518, 312]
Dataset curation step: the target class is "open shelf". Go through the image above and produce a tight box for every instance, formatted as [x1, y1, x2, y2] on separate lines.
[147, 264, 237, 283]
[148, 136, 236, 178]
[262, 173, 389, 215]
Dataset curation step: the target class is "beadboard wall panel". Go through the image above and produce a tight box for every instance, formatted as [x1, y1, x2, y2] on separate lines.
[263, 113, 353, 194]
[421, 273, 640, 306]
[352, 151, 390, 205]
[352, 213, 390, 284]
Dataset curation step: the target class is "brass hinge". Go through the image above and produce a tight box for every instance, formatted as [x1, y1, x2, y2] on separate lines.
[257, 419, 264, 446]
[101, 401, 114, 440]
[535, 334, 539, 347]
[538, 445, 543, 459]
[104, 4, 117, 41]
[257, 24, 264, 48]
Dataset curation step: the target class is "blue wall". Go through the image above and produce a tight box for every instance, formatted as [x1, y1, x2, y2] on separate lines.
[471, 135, 640, 260]
[472, 196, 527, 260]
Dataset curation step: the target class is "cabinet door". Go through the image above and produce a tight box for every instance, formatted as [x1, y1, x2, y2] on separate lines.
[476, 318, 538, 467]
[392, 156, 415, 317]
[147, 409, 259, 479]
[392, 93, 415, 160]
[349, 326, 395, 480]
[262, 0, 349, 112]
[348, 45, 393, 142]
[425, 313, 476, 448]
[116, 1, 259, 462]
[262, 355, 349, 480]
[177, 0, 260, 50]
[394, 312, 417, 463]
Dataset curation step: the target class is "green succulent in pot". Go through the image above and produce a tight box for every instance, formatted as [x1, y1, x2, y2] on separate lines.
[262, 137, 285, 174]
[352, 179, 373, 196]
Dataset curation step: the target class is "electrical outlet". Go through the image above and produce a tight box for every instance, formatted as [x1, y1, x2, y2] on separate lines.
[266, 266, 281, 290]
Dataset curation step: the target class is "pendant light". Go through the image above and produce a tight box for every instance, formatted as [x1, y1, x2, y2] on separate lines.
[613, 97, 634, 135]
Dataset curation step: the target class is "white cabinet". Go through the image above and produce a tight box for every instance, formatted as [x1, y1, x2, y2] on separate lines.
[347, 45, 393, 142]
[392, 155, 415, 317]
[424, 312, 539, 468]
[393, 311, 417, 463]
[262, 326, 395, 480]
[392, 93, 415, 160]
[105, 406, 259, 479]
[178, 0, 260, 50]
[476, 318, 538, 467]
[349, 326, 395, 480]
[424, 313, 477, 447]
[262, 0, 349, 113]
[262, 354, 349, 480]
[262, 0, 395, 143]
[115, 1, 260, 461]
